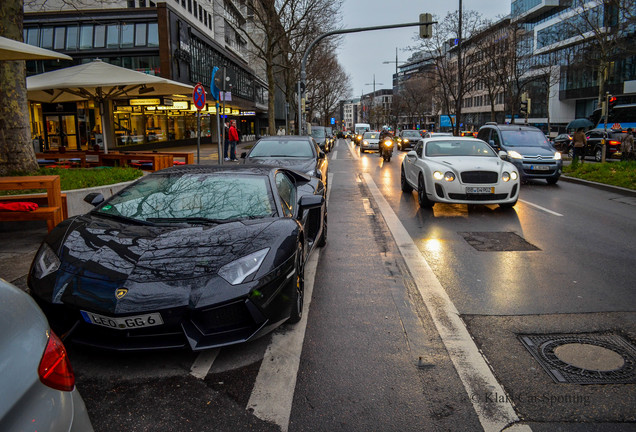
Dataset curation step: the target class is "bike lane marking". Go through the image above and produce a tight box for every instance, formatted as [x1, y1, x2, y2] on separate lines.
[362, 172, 532, 432]
[246, 172, 333, 431]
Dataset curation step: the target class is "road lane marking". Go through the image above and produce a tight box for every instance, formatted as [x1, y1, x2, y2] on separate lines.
[362, 173, 531, 432]
[331, 150, 337, 160]
[246, 172, 331, 431]
[519, 199, 563, 216]
[347, 141, 360, 159]
[190, 348, 220, 379]
[246, 248, 319, 431]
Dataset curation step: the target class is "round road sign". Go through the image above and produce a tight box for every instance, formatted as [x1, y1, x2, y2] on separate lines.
[193, 83, 206, 110]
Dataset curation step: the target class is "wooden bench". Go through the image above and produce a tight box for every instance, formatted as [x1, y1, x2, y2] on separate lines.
[0, 176, 64, 232]
[99, 153, 173, 171]
[124, 151, 195, 165]
[0, 193, 68, 220]
[36, 151, 87, 168]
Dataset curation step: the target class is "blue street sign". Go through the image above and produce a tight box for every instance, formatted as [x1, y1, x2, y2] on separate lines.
[330, 117, 335, 125]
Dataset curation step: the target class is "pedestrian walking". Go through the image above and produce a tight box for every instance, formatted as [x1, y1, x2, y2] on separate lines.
[621, 128, 634, 161]
[228, 120, 239, 161]
[572, 127, 586, 163]
[223, 122, 230, 161]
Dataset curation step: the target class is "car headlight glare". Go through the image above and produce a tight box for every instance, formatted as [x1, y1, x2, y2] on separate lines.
[32, 243, 61, 279]
[508, 150, 523, 159]
[384, 140, 393, 146]
[404, 139, 409, 143]
[502, 172, 511, 182]
[363, 140, 369, 145]
[218, 248, 269, 285]
[554, 152, 562, 160]
[511, 171, 518, 180]
[357, 135, 362, 140]
[444, 171, 455, 181]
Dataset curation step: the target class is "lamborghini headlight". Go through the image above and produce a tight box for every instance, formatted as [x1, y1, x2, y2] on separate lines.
[218, 248, 269, 285]
[32, 243, 60, 279]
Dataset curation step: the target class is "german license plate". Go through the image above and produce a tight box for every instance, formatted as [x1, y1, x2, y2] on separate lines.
[466, 187, 494, 194]
[530, 165, 550, 170]
[81, 310, 163, 330]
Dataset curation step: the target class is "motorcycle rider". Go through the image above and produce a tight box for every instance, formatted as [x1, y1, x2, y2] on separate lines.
[379, 129, 393, 157]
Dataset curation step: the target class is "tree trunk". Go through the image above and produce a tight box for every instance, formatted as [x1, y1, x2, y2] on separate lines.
[266, 59, 276, 136]
[0, 0, 39, 175]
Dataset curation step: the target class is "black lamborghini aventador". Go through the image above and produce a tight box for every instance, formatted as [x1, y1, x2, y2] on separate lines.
[28, 165, 327, 351]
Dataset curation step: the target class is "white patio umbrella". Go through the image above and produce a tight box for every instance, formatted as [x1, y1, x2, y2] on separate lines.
[27, 59, 194, 152]
[0, 35, 72, 61]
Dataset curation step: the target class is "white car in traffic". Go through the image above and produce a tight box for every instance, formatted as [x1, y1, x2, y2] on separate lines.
[401, 137, 520, 209]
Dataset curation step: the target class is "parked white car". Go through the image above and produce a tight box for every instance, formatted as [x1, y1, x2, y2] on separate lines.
[401, 137, 520, 209]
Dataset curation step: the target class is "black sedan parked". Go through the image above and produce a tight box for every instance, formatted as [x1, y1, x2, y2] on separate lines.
[552, 133, 573, 157]
[28, 165, 327, 351]
[241, 136, 328, 188]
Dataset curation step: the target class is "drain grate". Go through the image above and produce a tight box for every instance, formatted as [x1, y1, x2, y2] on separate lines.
[519, 333, 636, 384]
[458, 232, 540, 251]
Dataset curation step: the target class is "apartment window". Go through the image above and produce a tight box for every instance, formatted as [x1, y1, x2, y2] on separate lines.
[204, 12, 208, 26]
[148, 23, 159, 47]
[94, 25, 106, 48]
[135, 23, 147, 46]
[139, 0, 146, 7]
[66, 26, 77, 49]
[199, 5, 203, 21]
[127, 0, 135, 7]
[193, 1, 198, 18]
[181, 0, 185, 7]
[79, 25, 93, 50]
[107, 24, 120, 48]
[54, 27, 65, 50]
[188, 0, 192, 13]
[26, 28, 39, 46]
[40, 27, 54, 49]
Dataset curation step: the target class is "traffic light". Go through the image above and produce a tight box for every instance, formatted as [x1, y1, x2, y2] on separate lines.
[520, 92, 528, 116]
[420, 13, 433, 39]
[608, 96, 617, 114]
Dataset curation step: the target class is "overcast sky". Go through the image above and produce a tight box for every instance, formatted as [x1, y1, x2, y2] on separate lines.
[337, 0, 511, 98]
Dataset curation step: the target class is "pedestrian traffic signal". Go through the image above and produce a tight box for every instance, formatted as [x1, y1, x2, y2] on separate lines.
[520, 92, 529, 116]
[420, 13, 433, 39]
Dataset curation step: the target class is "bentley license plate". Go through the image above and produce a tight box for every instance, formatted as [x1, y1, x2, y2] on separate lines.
[81, 310, 163, 330]
[466, 187, 494, 194]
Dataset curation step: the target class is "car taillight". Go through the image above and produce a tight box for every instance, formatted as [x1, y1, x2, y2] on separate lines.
[38, 330, 75, 392]
[609, 140, 620, 146]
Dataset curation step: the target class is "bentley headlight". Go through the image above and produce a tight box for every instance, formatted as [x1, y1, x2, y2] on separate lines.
[508, 150, 523, 159]
[218, 248, 269, 285]
[511, 171, 518, 180]
[32, 243, 60, 279]
[502, 172, 511, 182]
[554, 152, 562, 160]
[433, 171, 444, 180]
[444, 171, 455, 181]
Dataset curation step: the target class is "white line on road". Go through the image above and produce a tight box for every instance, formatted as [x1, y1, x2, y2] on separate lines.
[331, 150, 337, 160]
[347, 141, 360, 159]
[246, 248, 319, 431]
[519, 199, 563, 216]
[362, 173, 531, 432]
[190, 348, 220, 379]
[246, 172, 332, 431]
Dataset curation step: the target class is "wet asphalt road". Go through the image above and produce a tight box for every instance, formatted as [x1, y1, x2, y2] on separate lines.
[2, 138, 635, 431]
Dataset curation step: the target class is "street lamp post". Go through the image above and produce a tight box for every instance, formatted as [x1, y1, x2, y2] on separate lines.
[364, 75, 383, 129]
[383, 47, 405, 131]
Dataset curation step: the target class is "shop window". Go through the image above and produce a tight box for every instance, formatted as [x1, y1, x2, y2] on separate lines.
[40, 27, 54, 49]
[80, 25, 93, 50]
[148, 23, 159, 47]
[54, 27, 65, 50]
[66, 26, 78, 50]
[107, 24, 120, 48]
[121, 24, 134, 48]
[135, 23, 147, 46]
[94, 25, 106, 48]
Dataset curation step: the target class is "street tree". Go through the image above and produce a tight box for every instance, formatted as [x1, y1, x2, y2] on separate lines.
[416, 10, 485, 135]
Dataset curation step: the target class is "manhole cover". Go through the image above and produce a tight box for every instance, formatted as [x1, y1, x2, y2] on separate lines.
[519, 333, 636, 384]
[458, 232, 540, 251]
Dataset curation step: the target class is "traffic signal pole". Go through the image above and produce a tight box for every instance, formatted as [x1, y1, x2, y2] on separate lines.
[298, 18, 436, 135]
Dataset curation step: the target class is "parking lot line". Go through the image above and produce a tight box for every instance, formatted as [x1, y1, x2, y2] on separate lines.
[362, 172, 531, 432]
[190, 348, 220, 379]
[246, 247, 319, 431]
